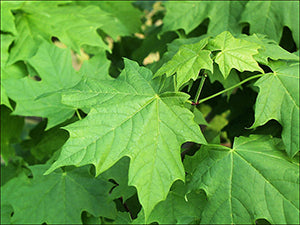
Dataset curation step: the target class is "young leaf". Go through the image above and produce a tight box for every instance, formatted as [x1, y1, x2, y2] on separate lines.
[3, 41, 82, 129]
[253, 61, 299, 157]
[46, 59, 207, 220]
[154, 38, 213, 89]
[185, 135, 299, 224]
[207, 31, 263, 78]
[1, 165, 117, 224]
[241, 1, 299, 48]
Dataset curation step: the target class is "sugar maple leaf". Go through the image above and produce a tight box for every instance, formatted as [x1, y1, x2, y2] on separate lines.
[46, 59, 207, 220]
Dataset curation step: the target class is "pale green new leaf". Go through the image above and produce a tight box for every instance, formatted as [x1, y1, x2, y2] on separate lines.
[162, 1, 246, 36]
[3, 41, 81, 129]
[241, 1, 299, 48]
[1, 165, 117, 224]
[155, 38, 213, 89]
[208, 31, 263, 78]
[46, 59, 206, 220]
[253, 61, 299, 157]
[240, 33, 299, 65]
[185, 135, 299, 224]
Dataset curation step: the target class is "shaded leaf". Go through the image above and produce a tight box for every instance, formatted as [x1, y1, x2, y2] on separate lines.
[135, 181, 207, 224]
[1, 165, 117, 224]
[0, 106, 24, 163]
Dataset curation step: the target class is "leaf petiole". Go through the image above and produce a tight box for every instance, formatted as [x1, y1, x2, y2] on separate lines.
[76, 109, 82, 120]
[193, 73, 207, 104]
[197, 73, 264, 104]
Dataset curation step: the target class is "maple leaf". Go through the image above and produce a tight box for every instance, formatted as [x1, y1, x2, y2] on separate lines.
[99, 157, 136, 201]
[134, 181, 207, 224]
[3, 41, 82, 129]
[207, 31, 263, 78]
[154, 38, 213, 89]
[162, 1, 246, 35]
[1, 165, 117, 224]
[0, 106, 24, 163]
[1, 34, 15, 109]
[241, 1, 299, 48]
[0, 1, 22, 35]
[7, 3, 110, 65]
[46, 59, 206, 220]
[184, 135, 299, 224]
[240, 33, 299, 65]
[253, 61, 299, 157]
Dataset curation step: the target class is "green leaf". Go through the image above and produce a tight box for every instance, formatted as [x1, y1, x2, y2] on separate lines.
[240, 33, 299, 65]
[1, 165, 117, 224]
[95, 1, 142, 40]
[7, 3, 110, 64]
[7, 13, 47, 65]
[135, 181, 207, 224]
[29, 124, 69, 162]
[1, 156, 28, 186]
[0, 106, 24, 164]
[253, 61, 299, 157]
[185, 135, 299, 224]
[46, 59, 206, 220]
[207, 63, 241, 99]
[241, 1, 299, 48]
[3, 41, 81, 129]
[1, 34, 15, 109]
[155, 38, 213, 89]
[208, 31, 263, 78]
[79, 52, 112, 80]
[162, 2, 246, 36]
[0, 1, 22, 35]
[99, 157, 136, 201]
[147, 36, 205, 74]
[72, 1, 142, 40]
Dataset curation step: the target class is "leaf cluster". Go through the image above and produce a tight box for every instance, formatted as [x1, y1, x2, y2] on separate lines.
[1, 1, 299, 225]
